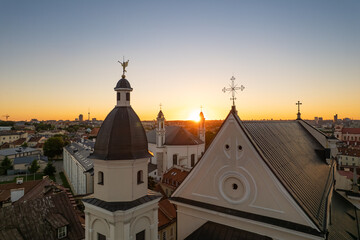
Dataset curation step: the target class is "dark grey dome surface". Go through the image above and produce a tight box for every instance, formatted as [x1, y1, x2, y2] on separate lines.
[91, 106, 151, 160]
[115, 78, 132, 89]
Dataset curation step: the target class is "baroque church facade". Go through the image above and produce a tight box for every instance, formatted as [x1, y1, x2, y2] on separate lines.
[147, 110, 205, 177]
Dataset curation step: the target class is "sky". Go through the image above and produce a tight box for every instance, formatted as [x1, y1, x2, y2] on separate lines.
[0, 0, 359, 121]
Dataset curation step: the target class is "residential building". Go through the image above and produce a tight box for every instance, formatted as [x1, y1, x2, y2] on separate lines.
[335, 126, 360, 146]
[158, 198, 177, 240]
[337, 147, 360, 167]
[0, 191, 84, 240]
[0, 147, 41, 161]
[63, 142, 94, 195]
[0, 131, 28, 145]
[13, 154, 48, 172]
[160, 166, 190, 198]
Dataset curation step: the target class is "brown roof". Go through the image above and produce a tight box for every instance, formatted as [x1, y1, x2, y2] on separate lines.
[10, 138, 26, 146]
[0, 142, 10, 149]
[161, 167, 189, 190]
[158, 198, 176, 230]
[338, 146, 360, 157]
[0, 192, 84, 240]
[342, 128, 360, 134]
[28, 136, 43, 142]
[0, 179, 41, 203]
[89, 127, 100, 136]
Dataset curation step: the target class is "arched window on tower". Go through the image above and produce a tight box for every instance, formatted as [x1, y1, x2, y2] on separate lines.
[173, 154, 177, 165]
[117, 92, 120, 101]
[98, 171, 104, 185]
[126, 92, 130, 101]
[137, 170, 144, 184]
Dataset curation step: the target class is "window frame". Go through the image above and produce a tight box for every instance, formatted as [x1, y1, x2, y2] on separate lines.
[57, 226, 67, 239]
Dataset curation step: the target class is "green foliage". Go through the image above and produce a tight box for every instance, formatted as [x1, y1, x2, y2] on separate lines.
[148, 176, 156, 190]
[21, 142, 28, 148]
[43, 136, 66, 159]
[0, 156, 13, 175]
[34, 123, 54, 132]
[0, 121, 14, 126]
[29, 159, 40, 174]
[44, 162, 56, 176]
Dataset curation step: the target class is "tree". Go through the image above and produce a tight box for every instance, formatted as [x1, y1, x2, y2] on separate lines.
[44, 162, 56, 176]
[29, 160, 40, 174]
[21, 142, 28, 148]
[148, 176, 156, 190]
[43, 136, 66, 159]
[1, 156, 13, 175]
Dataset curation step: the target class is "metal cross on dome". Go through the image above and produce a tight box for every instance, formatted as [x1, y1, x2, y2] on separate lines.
[222, 76, 245, 107]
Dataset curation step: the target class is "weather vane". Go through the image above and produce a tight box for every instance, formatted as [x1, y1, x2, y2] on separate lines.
[118, 57, 129, 78]
[222, 76, 245, 107]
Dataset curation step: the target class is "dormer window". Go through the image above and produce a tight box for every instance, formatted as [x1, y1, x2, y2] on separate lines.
[98, 171, 104, 185]
[137, 170, 143, 184]
[57, 226, 67, 239]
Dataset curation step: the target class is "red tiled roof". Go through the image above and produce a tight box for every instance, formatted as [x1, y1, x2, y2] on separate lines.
[338, 147, 360, 157]
[158, 198, 176, 229]
[161, 167, 189, 189]
[10, 138, 26, 146]
[342, 128, 360, 134]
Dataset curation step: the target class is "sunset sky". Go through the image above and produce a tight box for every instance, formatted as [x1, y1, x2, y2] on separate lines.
[0, 1, 359, 121]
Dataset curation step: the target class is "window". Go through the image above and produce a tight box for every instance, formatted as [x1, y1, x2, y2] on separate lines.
[98, 171, 104, 185]
[126, 92, 130, 101]
[57, 226, 67, 239]
[170, 227, 173, 237]
[191, 154, 195, 167]
[137, 170, 144, 184]
[173, 155, 177, 165]
[97, 233, 106, 240]
[162, 231, 167, 240]
[136, 230, 145, 240]
[117, 92, 120, 101]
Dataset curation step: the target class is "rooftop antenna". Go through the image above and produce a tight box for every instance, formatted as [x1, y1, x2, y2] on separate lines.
[2, 115, 10, 121]
[222, 76, 245, 113]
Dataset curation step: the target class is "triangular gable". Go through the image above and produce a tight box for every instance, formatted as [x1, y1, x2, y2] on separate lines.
[172, 111, 324, 235]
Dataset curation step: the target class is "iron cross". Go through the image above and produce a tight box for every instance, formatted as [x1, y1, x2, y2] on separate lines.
[296, 101, 302, 113]
[222, 76, 245, 107]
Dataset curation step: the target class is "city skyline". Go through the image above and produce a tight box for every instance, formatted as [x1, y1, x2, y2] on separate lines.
[1, 1, 359, 121]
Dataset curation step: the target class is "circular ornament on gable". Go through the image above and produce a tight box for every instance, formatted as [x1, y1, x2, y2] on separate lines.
[219, 171, 250, 204]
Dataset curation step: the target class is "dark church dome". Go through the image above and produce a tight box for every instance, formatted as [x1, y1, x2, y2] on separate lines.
[157, 110, 164, 118]
[91, 106, 151, 160]
[115, 78, 132, 89]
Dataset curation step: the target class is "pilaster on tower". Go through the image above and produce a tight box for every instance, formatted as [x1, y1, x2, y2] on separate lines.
[156, 106, 165, 147]
[199, 109, 206, 143]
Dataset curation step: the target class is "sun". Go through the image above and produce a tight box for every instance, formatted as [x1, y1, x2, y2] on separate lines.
[188, 110, 201, 122]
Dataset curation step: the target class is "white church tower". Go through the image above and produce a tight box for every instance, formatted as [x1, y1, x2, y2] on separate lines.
[156, 107, 165, 147]
[198, 109, 205, 142]
[83, 60, 161, 240]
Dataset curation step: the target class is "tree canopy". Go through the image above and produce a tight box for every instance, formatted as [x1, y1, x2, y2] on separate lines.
[44, 162, 56, 176]
[29, 159, 40, 174]
[43, 136, 66, 159]
[0, 156, 13, 175]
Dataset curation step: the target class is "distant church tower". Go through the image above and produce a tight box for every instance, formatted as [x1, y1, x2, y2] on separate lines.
[198, 110, 206, 142]
[83, 60, 160, 240]
[156, 106, 165, 147]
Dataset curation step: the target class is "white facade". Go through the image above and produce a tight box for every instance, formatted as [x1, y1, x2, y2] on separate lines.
[171, 113, 333, 240]
[63, 143, 93, 195]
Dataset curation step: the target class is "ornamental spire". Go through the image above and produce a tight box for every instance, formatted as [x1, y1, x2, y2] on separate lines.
[296, 100, 302, 120]
[222, 76, 245, 113]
